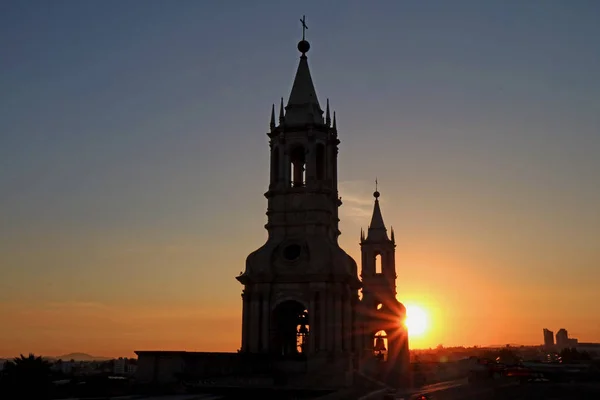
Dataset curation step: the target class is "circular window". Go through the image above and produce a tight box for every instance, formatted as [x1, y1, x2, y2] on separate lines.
[283, 244, 302, 261]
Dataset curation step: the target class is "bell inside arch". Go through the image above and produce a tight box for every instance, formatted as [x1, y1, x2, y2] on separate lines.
[298, 323, 309, 335]
[374, 336, 387, 352]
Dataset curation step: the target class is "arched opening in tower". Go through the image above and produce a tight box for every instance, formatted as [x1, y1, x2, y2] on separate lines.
[290, 146, 306, 187]
[271, 300, 310, 357]
[375, 253, 382, 274]
[373, 330, 389, 362]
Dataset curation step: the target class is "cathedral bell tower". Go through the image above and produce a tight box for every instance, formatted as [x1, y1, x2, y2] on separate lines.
[358, 187, 410, 387]
[236, 20, 361, 388]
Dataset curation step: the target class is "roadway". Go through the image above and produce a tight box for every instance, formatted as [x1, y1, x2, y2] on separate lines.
[396, 380, 600, 399]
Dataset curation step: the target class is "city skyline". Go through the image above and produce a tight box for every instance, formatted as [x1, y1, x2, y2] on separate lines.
[2, 0, 600, 357]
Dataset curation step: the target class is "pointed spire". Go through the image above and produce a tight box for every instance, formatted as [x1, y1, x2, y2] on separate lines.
[326, 99, 331, 127]
[279, 97, 285, 124]
[360, 227, 365, 242]
[369, 196, 386, 231]
[366, 181, 389, 241]
[332, 111, 337, 131]
[391, 226, 395, 243]
[285, 55, 323, 125]
[270, 104, 276, 131]
[284, 18, 324, 126]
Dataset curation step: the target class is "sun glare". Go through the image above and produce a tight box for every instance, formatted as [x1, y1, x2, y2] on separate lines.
[404, 304, 429, 337]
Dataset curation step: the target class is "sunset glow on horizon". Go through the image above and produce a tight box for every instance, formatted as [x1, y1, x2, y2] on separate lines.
[404, 304, 429, 338]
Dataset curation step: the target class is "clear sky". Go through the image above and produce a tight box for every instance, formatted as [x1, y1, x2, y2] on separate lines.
[1, 0, 599, 357]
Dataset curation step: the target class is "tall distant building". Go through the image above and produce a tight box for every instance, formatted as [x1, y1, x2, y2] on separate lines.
[555, 328, 578, 349]
[543, 328, 554, 348]
[556, 328, 568, 348]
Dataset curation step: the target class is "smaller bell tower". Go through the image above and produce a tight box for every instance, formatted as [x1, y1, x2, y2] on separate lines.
[358, 185, 410, 387]
[361, 187, 397, 307]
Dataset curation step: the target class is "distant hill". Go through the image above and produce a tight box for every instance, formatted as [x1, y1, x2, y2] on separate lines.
[55, 352, 111, 361]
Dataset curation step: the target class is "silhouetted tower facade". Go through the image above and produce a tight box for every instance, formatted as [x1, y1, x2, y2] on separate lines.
[237, 25, 361, 388]
[358, 188, 410, 387]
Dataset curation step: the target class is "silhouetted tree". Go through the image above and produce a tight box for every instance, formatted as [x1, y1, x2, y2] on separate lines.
[1, 353, 53, 398]
[560, 348, 592, 363]
[480, 350, 497, 362]
[497, 348, 519, 365]
[560, 348, 575, 363]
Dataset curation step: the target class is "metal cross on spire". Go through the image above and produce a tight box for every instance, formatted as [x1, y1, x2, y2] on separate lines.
[300, 15, 308, 40]
[375, 177, 378, 192]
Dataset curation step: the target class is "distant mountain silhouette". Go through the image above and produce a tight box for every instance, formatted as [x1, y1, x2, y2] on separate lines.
[54, 352, 111, 361]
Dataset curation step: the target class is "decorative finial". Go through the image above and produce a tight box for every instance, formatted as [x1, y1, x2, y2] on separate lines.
[332, 111, 337, 130]
[326, 99, 331, 127]
[270, 104, 275, 131]
[374, 178, 380, 199]
[279, 97, 285, 124]
[298, 15, 310, 55]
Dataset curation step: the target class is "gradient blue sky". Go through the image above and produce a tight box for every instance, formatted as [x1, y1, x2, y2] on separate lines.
[1, 0, 599, 356]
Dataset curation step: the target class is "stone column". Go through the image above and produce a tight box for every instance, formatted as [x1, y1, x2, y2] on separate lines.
[261, 289, 270, 352]
[328, 141, 336, 182]
[241, 290, 250, 351]
[334, 283, 343, 352]
[333, 145, 339, 191]
[305, 139, 316, 183]
[309, 290, 316, 354]
[270, 145, 276, 185]
[352, 295, 361, 354]
[399, 328, 412, 387]
[321, 290, 328, 351]
[326, 285, 334, 351]
[343, 286, 352, 352]
[283, 147, 291, 187]
[386, 328, 399, 383]
[277, 145, 284, 186]
[249, 292, 261, 352]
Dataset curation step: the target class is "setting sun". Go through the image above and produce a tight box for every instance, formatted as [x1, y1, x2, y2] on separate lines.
[404, 304, 429, 337]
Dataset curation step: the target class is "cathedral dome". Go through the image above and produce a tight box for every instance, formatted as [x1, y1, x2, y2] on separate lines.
[241, 236, 359, 285]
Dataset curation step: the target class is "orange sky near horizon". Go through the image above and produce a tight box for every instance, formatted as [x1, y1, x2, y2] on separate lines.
[2, 199, 598, 359]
